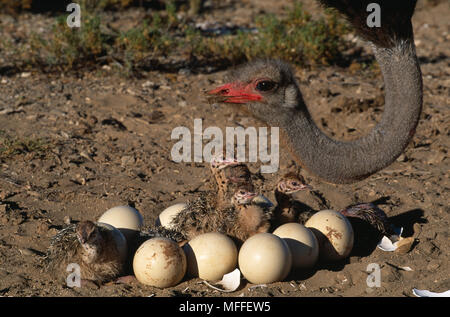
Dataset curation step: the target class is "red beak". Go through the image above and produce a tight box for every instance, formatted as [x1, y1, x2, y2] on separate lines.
[207, 82, 262, 104]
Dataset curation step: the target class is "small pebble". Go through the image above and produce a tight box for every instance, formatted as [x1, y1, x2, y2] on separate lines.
[63, 216, 72, 225]
[121, 155, 136, 167]
[178, 68, 191, 76]
[426, 261, 440, 271]
[19, 248, 35, 256]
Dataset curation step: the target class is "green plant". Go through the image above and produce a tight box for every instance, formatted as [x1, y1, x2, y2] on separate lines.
[29, 10, 109, 70]
[220, 2, 349, 66]
[181, 2, 349, 67]
[4, 1, 351, 74]
[0, 132, 51, 160]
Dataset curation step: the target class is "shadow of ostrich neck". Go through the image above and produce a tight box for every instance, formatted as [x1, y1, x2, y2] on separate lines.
[273, 2, 423, 184]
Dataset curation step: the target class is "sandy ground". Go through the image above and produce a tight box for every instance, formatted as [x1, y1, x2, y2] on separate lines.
[0, 0, 449, 297]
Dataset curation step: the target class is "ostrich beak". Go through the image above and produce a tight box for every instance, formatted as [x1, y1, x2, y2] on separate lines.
[77, 232, 87, 244]
[241, 192, 258, 204]
[228, 176, 245, 183]
[207, 82, 262, 104]
[210, 153, 240, 170]
[246, 192, 258, 199]
[298, 184, 312, 191]
[285, 183, 312, 194]
[217, 158, 240, 170]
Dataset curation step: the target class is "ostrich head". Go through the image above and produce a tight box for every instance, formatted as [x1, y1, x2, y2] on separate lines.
[76, 221, 103, 263]
[207, 59, 304, 123]
[276, 172, 311, 195]
[232, 185, 258, 205]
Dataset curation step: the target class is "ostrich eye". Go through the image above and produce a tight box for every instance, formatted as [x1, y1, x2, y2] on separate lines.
[255, 80, 276, 92]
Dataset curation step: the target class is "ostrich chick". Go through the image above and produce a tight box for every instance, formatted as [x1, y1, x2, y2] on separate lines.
[169, 184, 270, 244]
[273, 172, 312, 227]
[229, 185, 272, 245]
[339, 203, 397, 237]
[169, 190, 236, 241]
[167, 156, 255, 242]
[44, 220, 127, 285]
[209, 153, 252, 210]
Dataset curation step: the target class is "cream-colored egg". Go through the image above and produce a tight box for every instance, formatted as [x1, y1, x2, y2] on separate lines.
[133, 237, 187, 288]
[157, 203, 187, 229]
[273, 223, 319, 269]
[98, 206, 143, 242]
[305, 209, 354, 262]
[238, 233, 292, 284]
[183, 232, 238, 281]
[96, 222, 128, 262]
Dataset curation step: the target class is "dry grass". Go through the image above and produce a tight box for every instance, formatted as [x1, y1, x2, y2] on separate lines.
[0, 131, 51, 161]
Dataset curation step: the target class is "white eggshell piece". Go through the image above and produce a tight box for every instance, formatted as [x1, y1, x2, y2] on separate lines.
[158, 203, 187, 229]
[412, 289, 450, 297]
[133, 237, 187, 288]
[238, 233, 292, 284]
[98, 206, 143, 241]
[273, 223, 319, 269]
[305, 210, 354, 262]
[183, 232, 238, 282]
[203, 268, 241, 293]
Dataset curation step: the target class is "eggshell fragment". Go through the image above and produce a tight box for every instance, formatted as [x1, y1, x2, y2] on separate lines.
[183, 232, 238, 281]
[98, 206, 143, 242]
[273, 223, 319, 269]
[133, 237, 187, 288]
[203, 268, 241, 293]
[412, 289, 450, 297]
[238, 233, 292, 284]
[305, 210, 354, 262]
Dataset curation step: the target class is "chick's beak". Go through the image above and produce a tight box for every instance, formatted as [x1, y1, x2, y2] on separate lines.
[297, 184, 312, 191]
[77, 233, 86, 244]
[286, 184, 312, 194]
[207, 82, 262, 104]
[243, 192, 258, 202]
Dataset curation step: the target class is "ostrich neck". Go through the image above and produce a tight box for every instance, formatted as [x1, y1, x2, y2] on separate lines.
[277, 40, 422, 184]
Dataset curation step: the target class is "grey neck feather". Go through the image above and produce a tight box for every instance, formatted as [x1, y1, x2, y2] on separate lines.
[277, 39, 422, 184]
